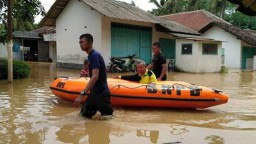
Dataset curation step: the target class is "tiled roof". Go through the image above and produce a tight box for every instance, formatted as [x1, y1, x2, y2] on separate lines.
[161, 10, 256, 46]
[160, 10, 229, 33]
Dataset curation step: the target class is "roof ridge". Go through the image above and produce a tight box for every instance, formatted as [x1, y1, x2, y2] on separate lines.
[159, 10, 205, 17]
[202, 10, 230, 25]
[161, 19, 199, 34]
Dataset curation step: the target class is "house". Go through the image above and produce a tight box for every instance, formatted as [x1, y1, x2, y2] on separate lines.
[161, 10, 256, 69]
[40, 0, 223, 73]
[0, 26, 56, 63]
[0, 43, 7, 58]
[33, 26, 57, 63]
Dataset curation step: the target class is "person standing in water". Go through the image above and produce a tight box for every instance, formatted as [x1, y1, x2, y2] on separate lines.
[74, 33, 113, 120]
[147, 42, 167, 81]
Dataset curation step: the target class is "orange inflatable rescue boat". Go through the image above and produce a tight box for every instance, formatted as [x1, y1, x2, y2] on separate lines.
[50, 77, 228, 109]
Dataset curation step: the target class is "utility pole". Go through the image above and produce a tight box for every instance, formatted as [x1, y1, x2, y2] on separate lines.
[7, 0, 13, 83]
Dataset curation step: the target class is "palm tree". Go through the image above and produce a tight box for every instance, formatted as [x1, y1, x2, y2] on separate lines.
[0, 0, 8, 10]
[0, 0, 45, 32]
[12, 0, 45, 31]
[149, 0, 200, 15]
[210, 0, 227, 18]
[149, 0, 168, 15]
[188, 0, 199, 11]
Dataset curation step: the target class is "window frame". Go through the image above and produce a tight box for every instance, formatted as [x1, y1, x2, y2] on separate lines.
[181, 43, 193, 55]
[202, 43, 218, 55]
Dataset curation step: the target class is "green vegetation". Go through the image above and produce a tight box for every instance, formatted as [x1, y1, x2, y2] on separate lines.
[0, 58, 31, 80]
[220, 65, 228, 73]
[0, 24, 6, 43]
[149, 0, 256, 30]
[0, 0, 45, 43]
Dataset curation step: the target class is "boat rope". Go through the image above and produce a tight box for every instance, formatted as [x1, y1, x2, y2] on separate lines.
[171, 83, 200, 90]
[110, 84, 167, 93]
[111, 83, 202, 93]
[110, 84, 148, 90]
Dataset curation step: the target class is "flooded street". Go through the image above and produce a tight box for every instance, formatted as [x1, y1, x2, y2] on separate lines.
[0, 62, 256, 144]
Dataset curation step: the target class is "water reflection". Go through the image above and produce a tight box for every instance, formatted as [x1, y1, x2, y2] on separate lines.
[1, 62, 256, 143]
[55, 121, 111, 144]
[205, 135, 224, 144]
[136, 130, 159, 144]
[169, 125, 189, 135]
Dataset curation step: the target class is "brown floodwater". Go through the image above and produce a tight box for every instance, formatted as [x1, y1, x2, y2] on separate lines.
[0, 62, 255, 144]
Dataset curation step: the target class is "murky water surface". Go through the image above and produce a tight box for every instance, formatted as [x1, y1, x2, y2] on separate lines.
[0, 62, 255, 144]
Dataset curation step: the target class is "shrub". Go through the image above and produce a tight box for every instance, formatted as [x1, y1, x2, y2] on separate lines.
[220, 65, 228, 73]
[0, 58, 31, 80]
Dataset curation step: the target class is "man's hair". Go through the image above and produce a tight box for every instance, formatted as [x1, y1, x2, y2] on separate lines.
[153, 42, 160, 48]
[137, 60, 146, 66]
[80, 33, 93, 44]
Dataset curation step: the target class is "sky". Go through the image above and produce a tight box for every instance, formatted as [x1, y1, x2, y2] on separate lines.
[36, 0, 157, 23]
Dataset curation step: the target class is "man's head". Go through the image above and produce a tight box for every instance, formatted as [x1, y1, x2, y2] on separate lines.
[136, 60, 147, 75]
[79, 33, 93, 51]
[152, 42, 161, 55]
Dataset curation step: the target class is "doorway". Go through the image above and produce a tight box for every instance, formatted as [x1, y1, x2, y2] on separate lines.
[24, 40, 38, 61]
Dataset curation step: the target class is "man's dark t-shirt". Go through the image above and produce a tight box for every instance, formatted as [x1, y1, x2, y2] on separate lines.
[152, 53, 167, 80]
[81, 49, 112, 118]
[88, 49, 108, 91]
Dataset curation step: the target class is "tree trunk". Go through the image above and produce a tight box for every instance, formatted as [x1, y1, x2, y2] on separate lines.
[188, 0, 198, 11]
[220, 0, 226, 19]
[7, 0, 13, 83]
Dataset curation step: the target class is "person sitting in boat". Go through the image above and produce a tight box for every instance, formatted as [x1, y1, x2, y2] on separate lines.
[80, 59, 89, 77]
[113, 60, 157, 84]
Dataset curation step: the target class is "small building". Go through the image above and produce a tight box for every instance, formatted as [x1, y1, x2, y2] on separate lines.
[33, 26, 57, 63]
[0, 26, 56, 63]
[40, 0, 223, 73]
[161, 10, 256, 69]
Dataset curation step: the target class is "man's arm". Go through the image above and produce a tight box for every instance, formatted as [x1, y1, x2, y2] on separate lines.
[147, 63, 154, 70]
[120, 73, 140, 82]
[74, 69, 99, 106]
[158, 63, 167, 81]
[82, 69, 99, 93]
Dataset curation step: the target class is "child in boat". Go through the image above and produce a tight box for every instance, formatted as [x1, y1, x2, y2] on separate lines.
[113, 60, 157, 84]
[80, 59, 89, 77]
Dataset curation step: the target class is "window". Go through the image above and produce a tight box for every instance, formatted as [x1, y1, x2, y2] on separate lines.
[181, 44, 192, 54]
[202, 43, 218, 55]
[221, 48, 225, 56]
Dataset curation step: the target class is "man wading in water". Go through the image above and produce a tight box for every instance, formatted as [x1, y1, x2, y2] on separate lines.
[73, 33, 113, 120]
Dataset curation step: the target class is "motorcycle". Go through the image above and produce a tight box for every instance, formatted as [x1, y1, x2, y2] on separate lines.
[109, 53, 139, 73]
[168, 58, 175, 71]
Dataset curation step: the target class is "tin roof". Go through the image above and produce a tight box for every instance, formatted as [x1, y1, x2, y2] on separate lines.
[12, 31, 42, 39]
[40, 0, 199, 35]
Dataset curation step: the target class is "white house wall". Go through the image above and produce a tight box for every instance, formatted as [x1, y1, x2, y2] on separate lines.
[176, 40, 221, 73]
[197, 41, 222, 72]
[49, 42, 57, 63]
[56, 0, 102, 65]
[0, 43, 7, 58]
[203, 26, 241, 68]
